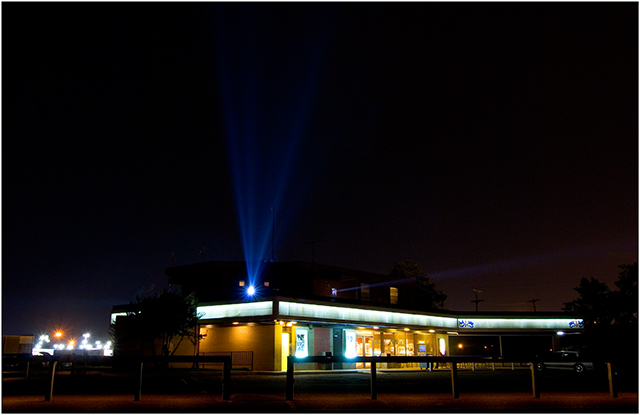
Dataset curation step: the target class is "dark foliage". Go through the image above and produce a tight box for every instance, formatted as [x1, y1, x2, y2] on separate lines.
[129, 289, 204, 356]
[390, 260, 447, 309]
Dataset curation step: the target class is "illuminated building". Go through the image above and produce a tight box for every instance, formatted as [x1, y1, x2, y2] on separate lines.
[111, 261, 585, 371]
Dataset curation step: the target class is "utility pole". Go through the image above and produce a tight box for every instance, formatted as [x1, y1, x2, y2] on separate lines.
[527, 298, 540, 312]
[471, 288, 484, 312]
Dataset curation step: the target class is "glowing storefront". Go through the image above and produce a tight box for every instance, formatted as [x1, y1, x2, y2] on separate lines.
[174, 298, 584, 371]
[111, 261, 585, 371]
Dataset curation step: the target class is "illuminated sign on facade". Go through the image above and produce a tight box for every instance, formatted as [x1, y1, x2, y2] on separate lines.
[295, 328, 308, 358]
[344, 329, 357, 358]
[455, 318, 584, 330]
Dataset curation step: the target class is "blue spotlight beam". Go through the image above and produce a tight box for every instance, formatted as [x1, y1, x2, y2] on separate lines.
[336, 277, 419, 293]
[211, 5, 334, 285]
[430, 242, 635, 280]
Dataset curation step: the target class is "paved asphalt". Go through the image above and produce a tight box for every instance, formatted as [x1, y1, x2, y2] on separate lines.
[3, 392, 639, 413]
[3, 368, 638, 412]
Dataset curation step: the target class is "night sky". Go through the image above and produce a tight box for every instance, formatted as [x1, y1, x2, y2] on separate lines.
[3, 3, 637, 339]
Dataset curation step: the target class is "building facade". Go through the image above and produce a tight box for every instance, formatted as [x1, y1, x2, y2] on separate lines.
[111, 261, 584, 371]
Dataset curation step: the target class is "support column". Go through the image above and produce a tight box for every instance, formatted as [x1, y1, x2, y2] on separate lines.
[450, 362, 459, 399]
[370, 361, 377, 400]
[222, 359, 231, 400]
[44, 361, 57, 402]
[608, 362, 618, 398]
[530, 362, 540, 398]
[134, 361, 143, 401]
[286, 356, 295, 401]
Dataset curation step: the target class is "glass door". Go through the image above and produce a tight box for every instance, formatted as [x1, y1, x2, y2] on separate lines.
[355, 336, 364, 368]
[355, 334, 373, 368]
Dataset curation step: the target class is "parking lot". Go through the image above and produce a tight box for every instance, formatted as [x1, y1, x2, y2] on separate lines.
[4, 365, 638, 395]
[3, 366, 638, 412]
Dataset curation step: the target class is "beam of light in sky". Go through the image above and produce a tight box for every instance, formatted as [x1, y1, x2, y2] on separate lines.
[211, 5, 334, 285]
[336, 277, 418, 292]
[429, 242, 636, 280]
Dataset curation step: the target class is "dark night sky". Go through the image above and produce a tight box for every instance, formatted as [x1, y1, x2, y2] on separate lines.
[3, 3, 638, 339]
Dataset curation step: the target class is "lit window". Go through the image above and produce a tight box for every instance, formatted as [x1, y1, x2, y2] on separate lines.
[264, 282, 270, 287]
[239, 280, 245, 287]
[390, 287, 398, 304]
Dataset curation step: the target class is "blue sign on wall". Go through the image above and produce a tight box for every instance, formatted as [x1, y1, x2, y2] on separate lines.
[458, 320, 475, 328]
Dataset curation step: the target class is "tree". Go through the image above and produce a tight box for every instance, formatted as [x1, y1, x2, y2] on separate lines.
[562, 264, 638, 355]
[390, 260, 447, 309]
[563, 263, 638, 327]
[611, 263, 638, 326]
[129, 289, 205, 356]
[562, 277, 613, 327]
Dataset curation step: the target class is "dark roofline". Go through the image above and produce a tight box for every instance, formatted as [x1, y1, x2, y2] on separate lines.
[161, 260, 583, 318]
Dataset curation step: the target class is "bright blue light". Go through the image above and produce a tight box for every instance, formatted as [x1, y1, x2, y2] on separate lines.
[247, 285, 256, 296]
[212, 6, 331, 285]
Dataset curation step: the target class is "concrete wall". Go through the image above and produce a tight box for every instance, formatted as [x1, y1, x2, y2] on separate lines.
[313, 327, 332, 370]
[198, 324, 277, 371]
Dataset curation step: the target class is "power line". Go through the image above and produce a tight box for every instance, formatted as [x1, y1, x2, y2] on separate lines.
[471, 288, 484, 312]
[527, 298, 541, 312]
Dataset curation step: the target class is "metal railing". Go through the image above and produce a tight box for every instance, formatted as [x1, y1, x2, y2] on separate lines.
[285, 355, 620, 401]
[199, 351, 253, 371]
[9, 354, 623, 402]
[29, 355, 232, 402]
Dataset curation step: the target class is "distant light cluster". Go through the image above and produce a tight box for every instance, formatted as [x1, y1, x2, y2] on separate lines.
[32, 332, 113, 357]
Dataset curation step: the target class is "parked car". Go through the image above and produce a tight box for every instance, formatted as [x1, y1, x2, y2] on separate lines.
[535, 350, 594, 373]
